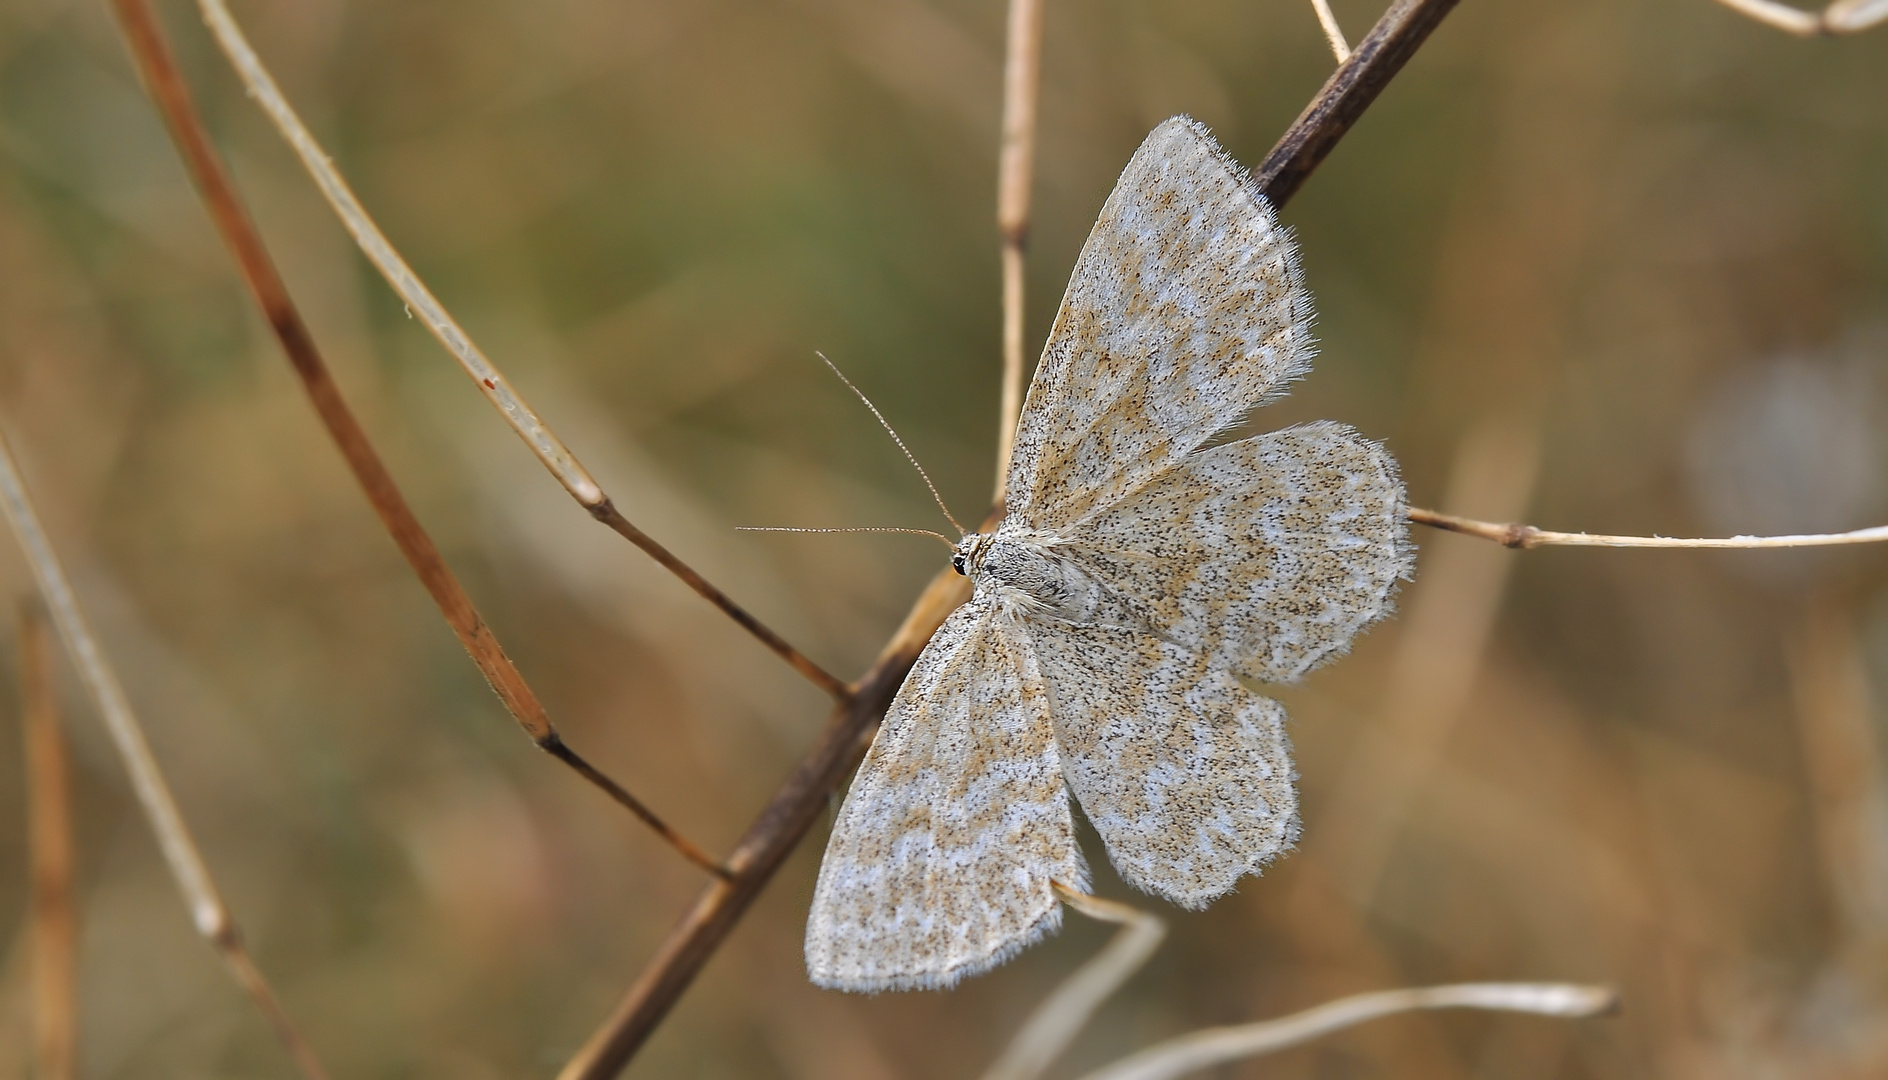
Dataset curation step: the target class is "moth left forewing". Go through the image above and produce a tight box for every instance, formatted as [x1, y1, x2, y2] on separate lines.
[1069, 421, 1410, 685]
[805, 599, 1088, 992]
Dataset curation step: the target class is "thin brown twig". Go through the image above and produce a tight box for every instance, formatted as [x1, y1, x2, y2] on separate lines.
[21, 602, 77, 1080]
[1075, 982, 1619, 1080]
[1709, 0, 1888, 35]
[559, 2, 1466, 1074]
[0, 429, 330, 1080]
[1408, 506, 1888, 549]
[994, 0, 1047, 502]
[191, 0, 848, 702]
[104, 0, 728, 878]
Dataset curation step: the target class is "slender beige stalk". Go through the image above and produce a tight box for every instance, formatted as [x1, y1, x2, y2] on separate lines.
[1311, 0, 1353, 61]
[1784, 597, 1888, 936]
[1828, 0, 1888, 31]
[1077, 982, 1618, 1080]
[21, 603, 77, 1080]
[194, 0, 594, 505]
[1408, 506, 1888, 549]
[980, 887, 1168, 1080]
[1709, 0, 1888, 33]
[109, 0, 734, 873]
[191, 0, 847, 701]
[994, 0, 1047, 501]
[0, 430, 331, 1080]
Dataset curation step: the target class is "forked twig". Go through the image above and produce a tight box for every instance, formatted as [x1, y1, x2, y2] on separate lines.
[1311, 0, 1354, 62]
[559, 2, 1466, 1075]
[1076, 982, 1618, 1080]
[1709, 0, 1888, 35]
[980, 888, 1168, 1080]
[105, 0, 728, 878]
[21, 603, 77, 1080]
[0, 431, 331, 1080]
[995, 0, 1048, 501]
[190, 0, 848, 702]
[1408, 506, 1888, 549]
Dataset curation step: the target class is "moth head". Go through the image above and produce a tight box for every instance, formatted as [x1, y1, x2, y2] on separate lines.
[951, 533, 990, 577]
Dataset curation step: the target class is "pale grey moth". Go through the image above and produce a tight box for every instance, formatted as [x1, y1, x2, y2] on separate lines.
[806, 116, 1411, 992]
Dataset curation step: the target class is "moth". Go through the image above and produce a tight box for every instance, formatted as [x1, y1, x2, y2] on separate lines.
[806, 117, 1411, 992]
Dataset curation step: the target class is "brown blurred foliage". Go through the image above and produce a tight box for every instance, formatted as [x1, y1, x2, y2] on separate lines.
[0, 0, 1886, 1076]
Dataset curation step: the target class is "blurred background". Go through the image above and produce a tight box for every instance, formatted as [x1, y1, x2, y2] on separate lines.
[0, 0, 1886, 1076]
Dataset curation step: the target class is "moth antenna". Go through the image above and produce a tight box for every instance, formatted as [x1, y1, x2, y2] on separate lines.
[738, 525, 958, 551]
[816, 352, 967, 536]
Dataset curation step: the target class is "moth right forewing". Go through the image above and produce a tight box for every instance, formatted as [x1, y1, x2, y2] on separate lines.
[1004, 116, 1316, 532]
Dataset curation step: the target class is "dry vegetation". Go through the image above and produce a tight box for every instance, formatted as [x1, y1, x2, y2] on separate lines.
[0, 0, 1886, 1077]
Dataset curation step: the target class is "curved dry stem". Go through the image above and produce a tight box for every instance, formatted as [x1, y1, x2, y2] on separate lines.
[1408, 506, 1888, 549]
[995, 0, 1047, 501]
[1710, 0, 1888, 34]
[1311, 0, 1354, 61]
[1078, 982, 1619, 1080]
[979, 888, 1169, 1080]
[192, 0, 847, 702]
[0, 430, 331, 1080]
[107, 0, 729, 876]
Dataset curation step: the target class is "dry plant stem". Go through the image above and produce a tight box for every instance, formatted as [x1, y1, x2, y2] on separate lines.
[995, 0, 1047, 500]
[1710, 0, 1888, 34]
[1311, 0, 1354, 62]
[980, 888, 1168, 1080]
[1076, 983, 1618, 1080]
[1408, 506, 1888, 549]
[21, 604, 77, 1080]
[1784, 598, 1888, 933]
[106, 0, 727, 878]
[589, 501, 849, 700]
[191, 0, 846, 702]
[1254, 0, 1462, 206]
[555, 561, 975, 1080]
[561, 2, 1465, 1073]
[0, 430, 331, 1080]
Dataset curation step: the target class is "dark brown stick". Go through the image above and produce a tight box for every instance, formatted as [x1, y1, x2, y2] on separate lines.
[105, 0, 725, 880]
[559, 3, 1466, 1072]
[21, 603, 77, 1080]
[1254, 0, 1464, 206]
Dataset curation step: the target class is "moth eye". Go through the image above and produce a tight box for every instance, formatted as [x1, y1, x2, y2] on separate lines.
[951, 554, 966, 575]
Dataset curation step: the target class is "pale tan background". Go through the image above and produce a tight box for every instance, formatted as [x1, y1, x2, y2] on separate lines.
[1, 0, 1887, 1076]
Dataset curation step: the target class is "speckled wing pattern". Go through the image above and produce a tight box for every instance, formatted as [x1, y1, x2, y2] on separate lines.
[805, 601, 1088, 992]
[1004, 116, 1315, 531]
[1032, 622, 1299, 907]
[1072, 421, 1408, 686]
[806, 116, 1409, 991]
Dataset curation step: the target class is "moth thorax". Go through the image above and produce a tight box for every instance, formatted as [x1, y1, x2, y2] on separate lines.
[973, 536, 1113, 623]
